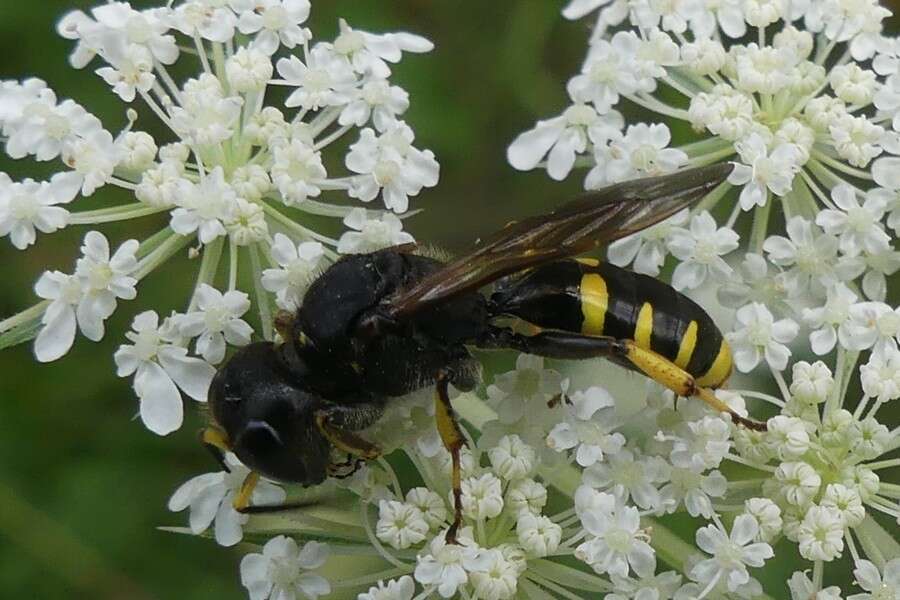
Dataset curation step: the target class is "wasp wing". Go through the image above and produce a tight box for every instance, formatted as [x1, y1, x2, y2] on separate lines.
[383, 163, 733, 320]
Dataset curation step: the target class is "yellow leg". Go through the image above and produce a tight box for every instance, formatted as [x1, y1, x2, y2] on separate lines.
[201, 426, 231, 471]
[624, 341, 767, 431]
[315, 411, 381, 460]
[233, 471, 260, 511]
[434, 374, 466, 544]
[202, 426, 230, 451]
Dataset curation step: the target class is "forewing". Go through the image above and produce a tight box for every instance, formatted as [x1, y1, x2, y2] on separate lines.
[384, 163, 733, 319]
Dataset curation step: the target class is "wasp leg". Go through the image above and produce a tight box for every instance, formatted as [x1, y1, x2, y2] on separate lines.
[318, 399, 385, 431]
[477, 327, 766, 431]
[232, 471, 260, 511]
[624, 342, 766, 431]
[273, 309, 295, 341]
[315, 410, 382, 460]
[201, 426, 231, 472]
[203, 429, 287, 514]
[434, 372, 466, 544]
[328, 456, 366, 479]
[230, 471, 322, 515]
[237, 500, 321, 515]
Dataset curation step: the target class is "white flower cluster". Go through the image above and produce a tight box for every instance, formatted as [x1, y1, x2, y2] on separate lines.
[366, 430, 566, 599]
[512, 0, 900, 311]
[496, 0, 900, 597]
[0, 0, 437, 434]
[731, 359, 899, 567]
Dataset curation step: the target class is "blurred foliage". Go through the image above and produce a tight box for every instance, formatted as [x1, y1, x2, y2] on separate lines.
[0, 1, 896, 599]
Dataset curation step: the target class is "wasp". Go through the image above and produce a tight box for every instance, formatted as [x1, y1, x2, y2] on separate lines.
[202, 162, 764, 542]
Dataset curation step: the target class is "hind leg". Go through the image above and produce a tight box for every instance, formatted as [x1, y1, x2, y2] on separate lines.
[433, 371, 467, 544]
[477, 327, 766, 431]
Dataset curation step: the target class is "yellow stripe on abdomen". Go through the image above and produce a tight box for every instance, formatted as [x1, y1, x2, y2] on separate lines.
[634, 302, 653, 349]
[580, 273, 608, 335]
[674, 320, 698, 369]
[695, 340, 733, 388]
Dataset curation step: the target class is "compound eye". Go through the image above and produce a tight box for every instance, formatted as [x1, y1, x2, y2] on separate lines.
[236, 419, 284, 460]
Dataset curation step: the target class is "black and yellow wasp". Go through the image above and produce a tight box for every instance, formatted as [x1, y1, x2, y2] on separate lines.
[202, 162, 763, 542]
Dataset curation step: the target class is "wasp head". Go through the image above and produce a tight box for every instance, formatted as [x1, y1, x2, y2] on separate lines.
[208, 342, 331, 486]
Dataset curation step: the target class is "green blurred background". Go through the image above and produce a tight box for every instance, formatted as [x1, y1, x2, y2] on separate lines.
[0, 1, 896, 599]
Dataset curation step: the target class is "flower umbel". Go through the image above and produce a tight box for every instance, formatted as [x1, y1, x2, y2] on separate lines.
[0, 0, 435, 432]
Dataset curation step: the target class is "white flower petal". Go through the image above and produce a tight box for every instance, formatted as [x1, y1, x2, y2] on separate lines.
[34, 302, 77, 362]
[135, 361, 184, 435]
[507, 118, 566, 171]
[158, 347, 216, 402]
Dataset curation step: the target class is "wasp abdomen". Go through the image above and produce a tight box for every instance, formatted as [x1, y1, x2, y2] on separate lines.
[491, 259, 733, 388]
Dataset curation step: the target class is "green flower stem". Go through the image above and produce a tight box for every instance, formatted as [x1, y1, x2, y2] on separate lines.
[0, 300, 50, 351]
[308, 106, 341, 136]
[186, 236, 224, 313]
[529, 559, 613, 593]
[688, 145, 737, 168]
[154, 60, 183, 106]
[625, 93, 690, 122]
[678, 137, 733, 159]
[137, 89, 178, 135]
[799, 167, 839, 210]
[0, 300, 49, 336]
[864, 458, 900, 471]
[307, 180, 354, 192]
[328, 545, 416, 560]
[693, 179, 733, 214]
[726, 478, 769, 491]
[132, 227, 172, 259]
[193, 33, 212, 74]
[227, 241, 239, 291]
[329, 566, 412, 590]
[249, 244, 275, 341]
[212, 42, 227, 89]
[811, 153, 874, 182]
[526, 572, 589, 600]
[827, 348, 858, 414]
[855, 516, 900, 569]
[275, 197, 358, 218]
[486, 508, 517, 547]
[261, 201, 340, 253]
[359, 503, 410, 569]
[662, 72, 700, 98]
[407, 450, 441, 493]
[67, 204, 168, 225]
[781, 174, 820, 221]
[749, 199, 772, 254]
[249, 510, 368, 543]
[887, 432, 900, 453]
[521, 579, 551, 599]
[314, 125, 353, 151]
[133, 230, 192, 280]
